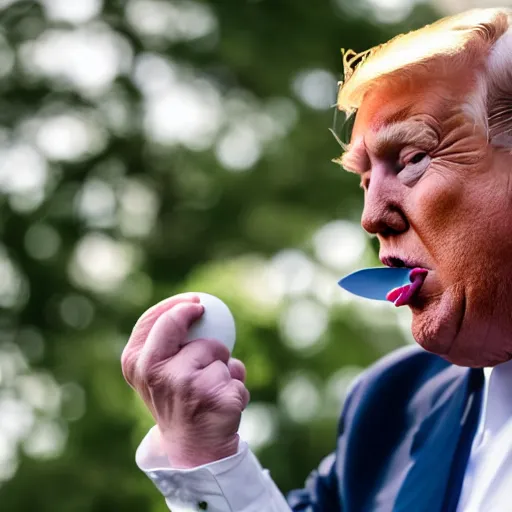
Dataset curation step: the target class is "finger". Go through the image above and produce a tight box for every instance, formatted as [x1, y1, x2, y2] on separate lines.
[227, 358, 246, 383]
[123, 294, 200, 383]
[177, 339, 231, 370]
[139, 302, 204, 369]
[196, 359, 232, 389]
[130, 293, 201, 351]
[227, 379, 250, 410]
[120, 346, 137, 387]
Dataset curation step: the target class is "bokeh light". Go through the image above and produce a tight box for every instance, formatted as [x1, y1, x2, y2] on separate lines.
[0, 0, 454, 507]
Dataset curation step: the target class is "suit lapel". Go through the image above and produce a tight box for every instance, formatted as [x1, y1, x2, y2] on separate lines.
[393, 367, 483, 512]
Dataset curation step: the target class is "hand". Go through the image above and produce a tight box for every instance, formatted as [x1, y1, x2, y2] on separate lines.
[121, 293, 250, 468]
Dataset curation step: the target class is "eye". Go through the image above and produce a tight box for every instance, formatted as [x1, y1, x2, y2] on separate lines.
[398, 148, 431, 185]
[409, 152, 427, 164]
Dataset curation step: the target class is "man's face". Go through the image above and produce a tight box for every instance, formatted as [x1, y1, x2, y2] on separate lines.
[342, 73, 512, 367]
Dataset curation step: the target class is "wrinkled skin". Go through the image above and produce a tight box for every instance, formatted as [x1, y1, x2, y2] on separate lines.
[121, 68, 512, 471]
[342, 71, 512, 367]
[121, 294, 250, 467]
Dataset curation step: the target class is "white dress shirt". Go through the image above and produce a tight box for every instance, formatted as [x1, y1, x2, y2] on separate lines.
[136, 431, 289, 511]
[456, 358, 512, 512]
[136, 360, 512, 512]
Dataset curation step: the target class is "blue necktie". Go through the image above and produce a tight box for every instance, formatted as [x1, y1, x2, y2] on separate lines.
[394, 369, 483, 512]
[441, 370, 483, 512]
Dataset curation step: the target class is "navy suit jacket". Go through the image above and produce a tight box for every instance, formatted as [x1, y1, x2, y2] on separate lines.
[287, 345, 484, 512]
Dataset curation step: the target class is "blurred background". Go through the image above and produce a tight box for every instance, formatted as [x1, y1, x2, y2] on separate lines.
[0, 0, 500, 510]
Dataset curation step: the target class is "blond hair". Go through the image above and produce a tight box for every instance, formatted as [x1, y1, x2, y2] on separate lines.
[337, 8, 512, 146]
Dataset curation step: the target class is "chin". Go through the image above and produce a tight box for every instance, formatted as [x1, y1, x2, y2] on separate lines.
[409, 288, 466, 363]
[410, 287, 512, 367]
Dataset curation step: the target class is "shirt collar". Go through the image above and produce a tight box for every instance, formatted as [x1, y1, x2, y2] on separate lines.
[474, 358, 512, 447]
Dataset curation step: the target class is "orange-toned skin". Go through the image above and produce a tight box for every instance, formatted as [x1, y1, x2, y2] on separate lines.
[121, 33, 512, 476]
[344, 71, 512, 367]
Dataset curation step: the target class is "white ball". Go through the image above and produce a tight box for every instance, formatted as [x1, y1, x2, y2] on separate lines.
[185, 293, 236, 352]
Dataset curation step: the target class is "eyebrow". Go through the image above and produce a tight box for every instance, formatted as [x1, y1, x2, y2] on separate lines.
[340, 120, 439, 174]
[339, 140, 369, 175]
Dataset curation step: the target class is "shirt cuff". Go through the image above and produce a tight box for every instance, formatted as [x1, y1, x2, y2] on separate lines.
[136, 426, 276, 512]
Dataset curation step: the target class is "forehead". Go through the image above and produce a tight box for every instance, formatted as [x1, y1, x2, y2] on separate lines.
[352, 85, 430, 142]
[341, 85, 433, 173]
[349, 68, 475, 143]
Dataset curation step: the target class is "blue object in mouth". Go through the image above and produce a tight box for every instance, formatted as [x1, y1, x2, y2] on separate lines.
[338, 267, 413, 301]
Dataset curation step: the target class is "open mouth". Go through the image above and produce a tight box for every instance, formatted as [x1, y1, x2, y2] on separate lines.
[386, 267, 428, 307]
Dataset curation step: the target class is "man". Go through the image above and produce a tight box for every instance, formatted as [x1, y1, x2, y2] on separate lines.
[121, 7, 512, 511]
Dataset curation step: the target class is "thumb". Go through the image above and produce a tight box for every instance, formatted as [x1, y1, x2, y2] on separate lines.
[130, 293, 200, 352]
[139, 301, 204, 367]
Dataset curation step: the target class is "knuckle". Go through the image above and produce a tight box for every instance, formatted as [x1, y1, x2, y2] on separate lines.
[231, 380, 250, 407]
[135, 353, 167, 390]
[183, 339, 230, 368]
[138, 294, 195, 323]
[171, 301, 202, 329]
[216, 343, 231, 362]
[243, 387, 251, 408]
[210, 359, 232, 381]
[230, 357, 245, 368]
[120, 347, 137, 386]
[204, 340, 230, 362]
[228, 358, 246, 380]
[131, 297, 200, 349]
[149, 310, 186, 347]
[232, 377, 247, 393]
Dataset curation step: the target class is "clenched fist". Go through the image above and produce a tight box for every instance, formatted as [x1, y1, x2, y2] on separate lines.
[121, 293, 250, 468]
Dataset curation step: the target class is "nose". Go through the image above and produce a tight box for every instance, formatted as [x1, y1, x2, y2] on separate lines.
[361, 168, 408, 237]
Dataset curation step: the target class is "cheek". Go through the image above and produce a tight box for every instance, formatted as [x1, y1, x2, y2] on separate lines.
[410, 170, 466, 243]
[410, 161, 512, 295]
[408, 168, 498, 271]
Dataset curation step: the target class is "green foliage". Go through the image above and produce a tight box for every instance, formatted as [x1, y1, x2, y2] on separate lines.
[0, 1, 439, 510]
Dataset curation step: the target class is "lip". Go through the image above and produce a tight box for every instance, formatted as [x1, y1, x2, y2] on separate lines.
[386, 267, 429, 307]
[380, 255, 431, 270]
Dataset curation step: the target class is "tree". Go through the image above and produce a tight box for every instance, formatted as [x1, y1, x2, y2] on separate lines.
[0, 1, 439, 510]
